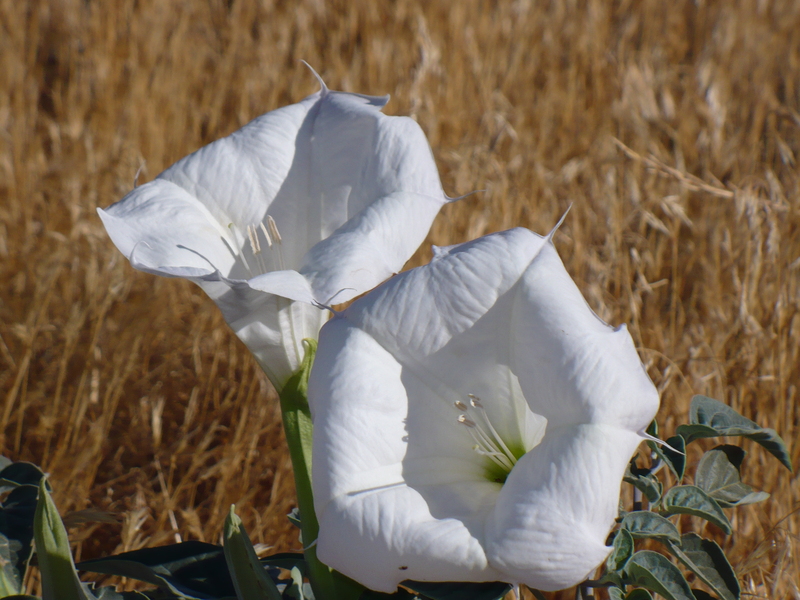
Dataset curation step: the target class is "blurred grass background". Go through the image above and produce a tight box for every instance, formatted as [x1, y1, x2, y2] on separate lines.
[1, 0, 798, 596]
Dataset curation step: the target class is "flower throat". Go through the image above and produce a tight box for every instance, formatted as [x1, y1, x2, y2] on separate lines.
[455, 394, 527, 484]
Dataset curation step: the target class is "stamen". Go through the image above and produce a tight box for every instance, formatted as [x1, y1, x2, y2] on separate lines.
[267, 215, 282, 243]
[468, 395, 518, 468]
[267, 215, 286, 270]
[455, 394, 520, 476]
[457, 414, 476, 428]
[247, 225, 261, 254]
[259, 221, 273, 248]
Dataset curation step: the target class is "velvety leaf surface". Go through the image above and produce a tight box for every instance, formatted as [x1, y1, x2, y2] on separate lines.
[621, 511, 681, 544]
[694, 446, 769, 508]
[626, 551, 695, 600]
[677, 396, 791, 471]
[666, 533, 739, 600]
[660, 486, 731, 534]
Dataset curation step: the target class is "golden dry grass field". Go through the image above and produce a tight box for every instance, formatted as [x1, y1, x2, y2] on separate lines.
[1, 0, 799, 597]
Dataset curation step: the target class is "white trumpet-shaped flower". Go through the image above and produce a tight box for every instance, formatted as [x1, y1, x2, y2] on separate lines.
[98, 74, 448, 389]
[308, 227, 660, 592]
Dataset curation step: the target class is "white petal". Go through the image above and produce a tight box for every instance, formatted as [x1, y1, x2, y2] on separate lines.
[310, 319, 503, 591]
[485, 424, 642, 590]
[311, 227, 662, 590]
[100, 80, 448, 389]
[97, 180, 237, 277]
[510, 243, 660, 430]
[342, 228, 547, 358]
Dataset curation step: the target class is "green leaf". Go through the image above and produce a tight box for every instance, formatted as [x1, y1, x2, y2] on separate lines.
[223, 506, 282, 600]
[33, 479, 98, 600]
[694, 446, 770, 508]
[621, 512, 681, 544]
[287, 508, 302, 530]
[402, 581, 511, 600]
[676, 396, 792, 471]
[625, 551, 695, 600]
[660, 485, 731, 534]
[624, 456, 663, 504]
[607, 528, 634, 572]
[625, 590, 654, 600]
[260, 552, 307, 574]
[0, 484, 40, 595]
[78, 541, 234, 599]
[608, 588, 626, 600]
[666, 533, 739, 600]
[0, 462, 47, 493]
[360, 589, 420, 600]
[648, 435, 687, 482]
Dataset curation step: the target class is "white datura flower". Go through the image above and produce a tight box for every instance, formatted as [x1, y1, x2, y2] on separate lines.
[98, 74, 448, 389]
[309, 227, 660, 592]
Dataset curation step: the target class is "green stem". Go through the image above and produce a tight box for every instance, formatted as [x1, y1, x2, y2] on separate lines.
[279, 339, 365, 600]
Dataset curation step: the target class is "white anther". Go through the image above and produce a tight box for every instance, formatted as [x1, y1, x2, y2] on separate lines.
[267, 215, 282, 243]
[454, 400, 469, 411]
[247, 224, 261, 254]
[457, 414, 476, 428]
[259, 221, 273, 248]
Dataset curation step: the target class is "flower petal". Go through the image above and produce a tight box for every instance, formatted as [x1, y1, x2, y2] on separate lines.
[310, 319, 503, 592]
[100, 79, 449, 387]
[485, 424, 641, 590]
[310, 227, 661, 591]
[510, 242, 660, 430]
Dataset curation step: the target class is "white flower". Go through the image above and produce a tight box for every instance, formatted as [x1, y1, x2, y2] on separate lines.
[308, 227, 660, 592]
[98, 74, 448, 389]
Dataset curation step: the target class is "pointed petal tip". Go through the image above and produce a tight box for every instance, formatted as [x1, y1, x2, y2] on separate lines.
[447, 189, 484, 203]
[639, 430, 685, 455]
[545, 204, 572, 244]
[301, 60, 329, 95]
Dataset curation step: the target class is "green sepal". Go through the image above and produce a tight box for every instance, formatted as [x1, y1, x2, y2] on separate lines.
[676, 396, 791, 471]
[694, 446, 769, 508]
[659, 485, 731, 534]
[625, 551, 695, 600]
[621, 511, 681, 544]
[666, 533, 739, 600]
[33, 479, 98, 600]
[223, 505, 282, 600]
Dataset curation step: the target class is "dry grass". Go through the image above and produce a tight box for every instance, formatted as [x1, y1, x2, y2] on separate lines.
[1, 0, 798, 597]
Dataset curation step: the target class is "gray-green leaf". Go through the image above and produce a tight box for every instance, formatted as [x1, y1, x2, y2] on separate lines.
[694, 446, 769, 508]
[676, 396, 791, 471]
[648, 435, 687, 482]
[33, 479, 98, 600]
[607, 528, 635, 572]
[626, 551, 695, 600]
[223, 505, 282, 600]
[666, 533, 740, 600]
[621, 512, 681, 544]
[624, 457, 663, 504]
[660, 485, 731, 534]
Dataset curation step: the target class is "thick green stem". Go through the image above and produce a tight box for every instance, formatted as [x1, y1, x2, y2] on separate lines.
[279, 339, 364, 600]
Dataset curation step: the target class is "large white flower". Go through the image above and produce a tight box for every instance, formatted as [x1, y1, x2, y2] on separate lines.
[308, 227, 660, 592]
[98, 75, 448, 389]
